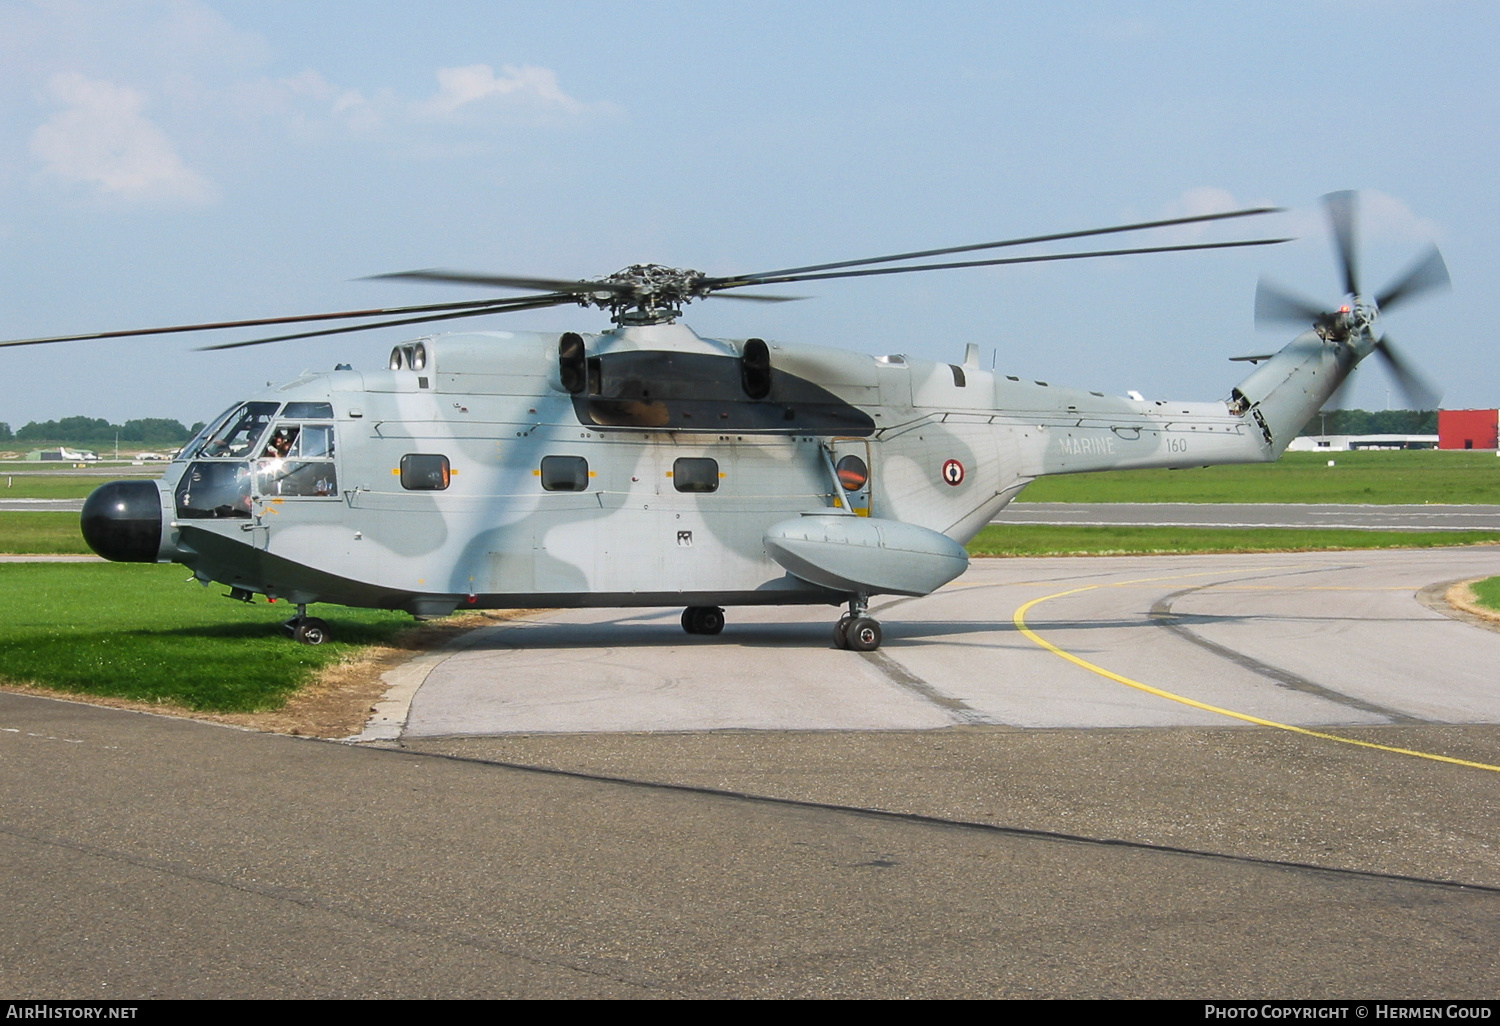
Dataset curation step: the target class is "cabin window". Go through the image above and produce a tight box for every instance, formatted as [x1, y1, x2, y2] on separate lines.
[835, 454, 869, 491]
[400, 454, 450, 491]
[672, 457, 719, 493]
[541, 455, 589, 492]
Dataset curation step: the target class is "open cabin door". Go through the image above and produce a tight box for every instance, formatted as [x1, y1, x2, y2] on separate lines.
[828, 437, 874, 517]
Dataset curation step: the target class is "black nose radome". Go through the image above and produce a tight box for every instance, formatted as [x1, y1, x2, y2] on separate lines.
[81, 480, 163, 563]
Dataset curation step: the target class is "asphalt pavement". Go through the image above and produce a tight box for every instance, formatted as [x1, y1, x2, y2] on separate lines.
[4, 548, 1500, 997]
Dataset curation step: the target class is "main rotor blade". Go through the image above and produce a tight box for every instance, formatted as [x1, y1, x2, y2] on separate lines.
[715, 237, 1292, 289]
[1254, 277, 1328, 328]
[1375, 245, 1451, 312]
[367, 269, 632, 295]
[1324, 190, 1360, 297]
[0, 296, 535, 349]
[704, 292, 806, 303]
[1372, 335, 1442, 410]
[195, 294, 576, 350]
[709, 206, 1285, 285]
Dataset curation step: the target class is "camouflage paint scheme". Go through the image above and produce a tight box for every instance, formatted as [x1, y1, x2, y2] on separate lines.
[136, 318, 1353, 619]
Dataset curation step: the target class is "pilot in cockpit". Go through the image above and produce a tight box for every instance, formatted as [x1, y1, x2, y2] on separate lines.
[264, 428, 296, 459]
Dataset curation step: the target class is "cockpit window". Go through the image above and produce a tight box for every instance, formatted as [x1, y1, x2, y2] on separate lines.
[253, 419, 338, 498]
[187, 402, 280, 460]
[282, 402, 334, 419]
[175, 463, 252, 519]
[177, 419, 219, 463]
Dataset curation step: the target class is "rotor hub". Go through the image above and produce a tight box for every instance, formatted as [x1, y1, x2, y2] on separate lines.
[1316, 298, 1377, 343]
[584, 264, 709, 325]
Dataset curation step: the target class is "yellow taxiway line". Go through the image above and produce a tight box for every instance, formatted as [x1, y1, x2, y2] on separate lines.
[1013, 576, 1500, 774]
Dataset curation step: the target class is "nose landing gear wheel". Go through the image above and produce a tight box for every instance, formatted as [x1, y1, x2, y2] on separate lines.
[681, 606, 726, 635]
[833, 614, 853, 649]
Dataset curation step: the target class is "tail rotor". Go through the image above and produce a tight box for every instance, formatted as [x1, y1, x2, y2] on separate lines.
[1254, 190, 1449, 410]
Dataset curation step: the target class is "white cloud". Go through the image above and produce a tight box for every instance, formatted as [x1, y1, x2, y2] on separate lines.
[420, 64, 584, 119]
[30, 72, 214, 203]
[230, 62, 601, 144]
[1351, 190, 1443, 244]
[1241, 189, 1445, 259]
[1153, 186, 1279, 243]
[1172, 186, 1243, 217]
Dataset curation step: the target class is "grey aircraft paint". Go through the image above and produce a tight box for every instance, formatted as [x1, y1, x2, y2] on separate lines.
[63, 195, 1451, 650]
[81, 315, 1353, 648]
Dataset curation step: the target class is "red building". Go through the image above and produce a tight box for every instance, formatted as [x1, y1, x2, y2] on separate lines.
[1438, 409, 1499, 450]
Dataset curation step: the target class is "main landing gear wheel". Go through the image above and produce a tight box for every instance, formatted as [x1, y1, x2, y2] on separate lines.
[282, 604, 331, 645]
[681, 606, 726, 636]
[844, 616, 881, 652]
[292, 617, 331, 645]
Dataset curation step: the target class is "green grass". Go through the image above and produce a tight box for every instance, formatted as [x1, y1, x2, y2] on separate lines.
[0, 474, 117, 499]
[0, 563, 412, 712]
[968, 525, 1500, 557]
[1471, 576, 1500, 612]
[0, 513, 91, 554]
[1017, 450, 1500, 504]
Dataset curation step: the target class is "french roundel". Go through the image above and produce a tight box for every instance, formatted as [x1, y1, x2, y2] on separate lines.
[941, 458, 965, 486]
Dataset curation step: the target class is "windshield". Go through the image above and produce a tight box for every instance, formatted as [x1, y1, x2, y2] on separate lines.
[185, 402, 280, 460]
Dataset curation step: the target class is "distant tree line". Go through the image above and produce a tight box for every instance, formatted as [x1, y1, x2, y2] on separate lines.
[1296, 409, 1438, 437]
[0, 416, 206, 450]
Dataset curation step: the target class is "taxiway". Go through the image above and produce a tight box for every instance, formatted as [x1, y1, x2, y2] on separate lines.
[3, 547, 1499, 998]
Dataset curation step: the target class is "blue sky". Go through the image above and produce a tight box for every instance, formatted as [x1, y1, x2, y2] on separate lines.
[1, 1, 1495, 426]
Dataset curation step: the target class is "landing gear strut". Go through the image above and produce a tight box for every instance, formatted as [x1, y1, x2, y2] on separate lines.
[681, 605, 726, 636]
[832, 594, 881, 652]
[281, 604, 331, 645]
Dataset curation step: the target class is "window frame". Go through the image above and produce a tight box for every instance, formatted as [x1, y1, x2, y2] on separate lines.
[672, 457, 720, 493]
[399, 453, 451, 491]
[540, 454, 590, 492]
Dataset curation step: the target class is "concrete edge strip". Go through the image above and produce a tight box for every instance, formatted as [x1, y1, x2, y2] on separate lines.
[1416, 579, 1500, 635]
[346, 614, 557, 743]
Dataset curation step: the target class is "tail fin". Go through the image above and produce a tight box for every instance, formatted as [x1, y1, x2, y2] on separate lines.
[1227, 331, 1361, 457]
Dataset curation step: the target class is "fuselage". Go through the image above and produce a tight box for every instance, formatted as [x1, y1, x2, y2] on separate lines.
[81, 320, 1351, 617]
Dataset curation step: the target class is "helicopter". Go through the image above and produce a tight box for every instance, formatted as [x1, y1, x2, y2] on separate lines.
[9, 192, 1449, 650]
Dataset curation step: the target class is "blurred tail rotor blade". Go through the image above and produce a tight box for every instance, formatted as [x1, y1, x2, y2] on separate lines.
[1324, 190, 1361, 296]
[1254, 277, 1327, 328]
[1373, 335, 1443, 410]
[1374, 245, 1451, 312]
[1321, 367, 1359, 412]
